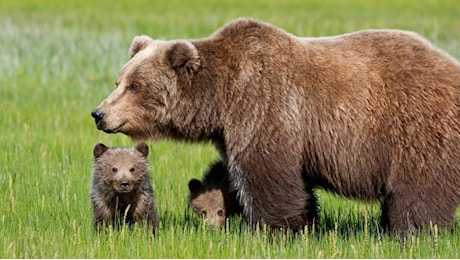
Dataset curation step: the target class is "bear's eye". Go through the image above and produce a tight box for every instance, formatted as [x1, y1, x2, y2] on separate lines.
[112, 167, 118, 173]
[201, 210, 207, 216]
[128, 83, 139, 92]
[129, 167, 135, 172]
[217, 209, 224, 217]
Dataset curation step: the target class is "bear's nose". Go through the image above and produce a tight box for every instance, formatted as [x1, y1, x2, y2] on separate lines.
[91, 108, 105, 125]
[120, 181, 130, 188]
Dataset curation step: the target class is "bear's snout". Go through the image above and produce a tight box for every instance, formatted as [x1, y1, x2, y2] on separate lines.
[91, 108, 105, 128]
[120, 181, 130, 188]
[116, 180, 132, 193]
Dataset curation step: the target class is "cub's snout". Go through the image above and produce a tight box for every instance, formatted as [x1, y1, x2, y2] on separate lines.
[115, 179, 133, 193]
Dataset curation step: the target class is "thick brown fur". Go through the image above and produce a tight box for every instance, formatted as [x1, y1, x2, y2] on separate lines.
[92, 18, 460, 237]
[188, 161, 243, 228]
[90, 143, 158, 234]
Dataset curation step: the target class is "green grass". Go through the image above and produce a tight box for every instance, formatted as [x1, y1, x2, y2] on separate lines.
[1, 0, 460, 258]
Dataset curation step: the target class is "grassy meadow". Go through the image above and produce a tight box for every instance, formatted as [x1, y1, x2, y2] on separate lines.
[1, 0, 460, 258]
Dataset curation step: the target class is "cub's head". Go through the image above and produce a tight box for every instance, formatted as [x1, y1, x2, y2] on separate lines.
[91, 35, 200, 141]
[188, 179, 226, 228]
[92, 143, 149, 193]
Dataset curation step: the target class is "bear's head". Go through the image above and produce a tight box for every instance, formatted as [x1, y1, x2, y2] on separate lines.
[91, 35, 200, 141]
[188, 179, 227, 228]
[92, 143, 149, 194]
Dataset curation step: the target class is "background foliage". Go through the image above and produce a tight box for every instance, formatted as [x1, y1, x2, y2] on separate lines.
[1, 0, 459, 258]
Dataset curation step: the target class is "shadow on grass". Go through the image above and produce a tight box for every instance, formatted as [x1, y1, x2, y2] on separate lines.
[159, 205, 384, 239]
[315, 206, 383, 238]
[158, 203, 460, 246]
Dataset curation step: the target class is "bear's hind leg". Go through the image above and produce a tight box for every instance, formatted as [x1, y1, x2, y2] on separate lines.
[381, 187, 457, 237]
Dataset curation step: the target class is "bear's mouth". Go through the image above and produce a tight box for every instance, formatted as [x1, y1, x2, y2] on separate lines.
[102, 128, 118, 134]
[99, 121, 126, 134]
[115, 187, 133, 193]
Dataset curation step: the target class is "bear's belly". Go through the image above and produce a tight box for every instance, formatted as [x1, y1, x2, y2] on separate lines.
[310, 170, 385, 201]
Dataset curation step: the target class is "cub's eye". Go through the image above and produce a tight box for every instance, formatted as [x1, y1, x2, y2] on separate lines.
[129, 167, 135, 172]
[128, 83, 139, 92]
[217, 209, 224, 217]
[112, 167, 118, 173]
[201, 210, 207, 216]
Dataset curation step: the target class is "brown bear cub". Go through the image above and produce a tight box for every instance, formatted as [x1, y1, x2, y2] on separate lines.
[90, 142, 158, 234]
[188, 161, 242, 228]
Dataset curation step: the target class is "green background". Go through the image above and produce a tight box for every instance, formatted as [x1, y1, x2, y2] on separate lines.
[1, 0, 459, 258]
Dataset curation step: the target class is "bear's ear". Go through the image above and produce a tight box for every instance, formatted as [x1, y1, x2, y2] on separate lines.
[93, 143, 109, 158]
[135, 142, 149, 157]
[166, 41, 200, 83]
[188, 179, 203, 193]
[129, 35, 152, 58]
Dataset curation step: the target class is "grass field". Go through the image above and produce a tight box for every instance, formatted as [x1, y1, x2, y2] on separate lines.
[1, 0, 460, 258]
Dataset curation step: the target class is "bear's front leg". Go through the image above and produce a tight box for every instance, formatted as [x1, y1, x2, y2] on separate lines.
[92, 200, 115, 229]
[228, 151, 317, 232]
[143, 199, 159, 234]
[132, 193, 158, 234]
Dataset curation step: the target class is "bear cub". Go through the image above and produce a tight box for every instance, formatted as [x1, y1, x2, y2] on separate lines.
[90, 142, 158, 234]
[188, 161, 243, 228]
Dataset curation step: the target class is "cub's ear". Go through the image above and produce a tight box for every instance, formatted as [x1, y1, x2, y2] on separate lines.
[129, 35, 153, 58]
[93, 143, 109, 158]
[135, 142, 149, 157]
[188, 179, 203, 193]
[166, 41, 200, 83]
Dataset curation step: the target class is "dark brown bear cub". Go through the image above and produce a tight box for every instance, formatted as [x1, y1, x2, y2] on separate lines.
[90, 142, 158, 234]
[188, 161, 242, 228]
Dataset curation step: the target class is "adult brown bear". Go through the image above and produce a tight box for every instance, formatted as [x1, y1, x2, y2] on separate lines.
[91, 18, 460, 236]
